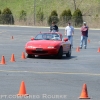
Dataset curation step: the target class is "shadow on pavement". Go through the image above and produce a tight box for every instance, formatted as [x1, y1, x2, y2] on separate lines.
[27, 55, 77, 60]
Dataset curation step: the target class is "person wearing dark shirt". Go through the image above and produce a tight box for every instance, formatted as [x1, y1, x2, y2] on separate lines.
[80, 22, 89, 49]
[50, 22, 59, 32]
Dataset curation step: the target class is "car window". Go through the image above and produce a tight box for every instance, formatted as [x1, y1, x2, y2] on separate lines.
[42, 34, 52, 40]
[35, 34, 43, 40]
[51, 33, 61, 40]
[34, 33, 61, 40]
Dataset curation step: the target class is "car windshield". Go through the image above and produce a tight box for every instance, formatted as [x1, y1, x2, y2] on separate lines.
[34, 33, 61, 40]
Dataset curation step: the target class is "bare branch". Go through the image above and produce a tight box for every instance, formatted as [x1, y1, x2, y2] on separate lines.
[82, 6, 93, 16]
[73, 0, 77, 10]
[77, 0, 83, 8]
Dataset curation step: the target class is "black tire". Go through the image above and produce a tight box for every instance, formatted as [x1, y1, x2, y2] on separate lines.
[66, 47, 71, 57]
[56, 47, 63, 59]
[27, 54, 35, 58]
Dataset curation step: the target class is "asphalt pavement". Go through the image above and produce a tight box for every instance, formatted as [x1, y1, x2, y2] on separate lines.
[0, 26, 100, 100]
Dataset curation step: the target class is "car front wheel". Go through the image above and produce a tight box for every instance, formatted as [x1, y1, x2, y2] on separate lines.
[27, 54, 35, 58]
[56, 47, 63, 59]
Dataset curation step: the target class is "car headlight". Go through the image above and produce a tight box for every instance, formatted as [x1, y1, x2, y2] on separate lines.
[48, 46, 54, 48]
[27, 46, 36, 48]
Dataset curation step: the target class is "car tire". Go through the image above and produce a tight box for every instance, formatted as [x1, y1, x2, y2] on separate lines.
[56, 47, 63, 59]
[27, 54, 35, 58]
[66, 46, 71, 57]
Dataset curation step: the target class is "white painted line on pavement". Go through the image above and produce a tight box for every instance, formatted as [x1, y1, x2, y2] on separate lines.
[0, 70, 100, 76]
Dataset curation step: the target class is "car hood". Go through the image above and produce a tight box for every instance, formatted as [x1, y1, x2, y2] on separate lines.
[26, 40, 61, 47]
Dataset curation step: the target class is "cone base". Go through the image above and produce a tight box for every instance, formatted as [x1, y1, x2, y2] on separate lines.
[17, 94, 29, 96]
[79, 97, 90, 99]
[10, 61, 15, 62]
[0, 63, 6, 65]
[76, 51, 80, 52]
[22, 58, 26, 59]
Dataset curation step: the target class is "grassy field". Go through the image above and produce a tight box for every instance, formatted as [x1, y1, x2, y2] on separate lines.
[0, 0, 100, 27]
[0, 0, 100, 17]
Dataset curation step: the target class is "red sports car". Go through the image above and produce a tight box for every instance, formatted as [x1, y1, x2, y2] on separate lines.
[25, 32, 71, 59]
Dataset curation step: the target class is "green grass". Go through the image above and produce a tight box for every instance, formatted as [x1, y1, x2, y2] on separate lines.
[0, 0, 99, 17]
[0, 0, 100, 28]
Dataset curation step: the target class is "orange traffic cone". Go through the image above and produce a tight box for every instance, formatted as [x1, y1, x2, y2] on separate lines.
[97, 47, 100, 53]
[10, 54, 15, 62]
[88, 39, 90, 43]
[17, 81, 29, 96]
[21, 52, 26, 59]
[0, 56, 6, 65]
[79, 83, 90, 99]
[76, 47, 80, 52]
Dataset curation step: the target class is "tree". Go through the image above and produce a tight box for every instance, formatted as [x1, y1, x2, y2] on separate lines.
[48, 10, 59, 25]
[73, 0, 77, 10]
[0, 10, 1, 14]
[0, 10, 2, 24]
[60, 9, 72, 25]
[36, 8, 44, 23]
[72, 0, 92, 16]
[2, 7, 14, 24]
[72, 8, 83, 27]
[19, 10, 27, 21]
[73, 0, 84, 10]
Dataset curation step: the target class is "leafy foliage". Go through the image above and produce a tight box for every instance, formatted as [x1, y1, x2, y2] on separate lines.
[60, 9, 72, 25]
[48, 10, 59, 25]
[19, 10, 27, 21]
[0, 10, 2, 24]
[36, 8, 44, 22]
[72, 8, 83, 26]
[0, 10, 1, 14]
[2, 7, 14, 24]
[51, 10, 58, 16]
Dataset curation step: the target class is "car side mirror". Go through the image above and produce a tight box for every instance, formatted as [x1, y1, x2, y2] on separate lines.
[31, 38, 34, 40]
[64, 38, 68, 42]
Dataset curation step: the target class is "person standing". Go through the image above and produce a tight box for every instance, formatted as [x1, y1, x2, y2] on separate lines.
[80, 22, 89, 49]
[65, 22, 74, 48]
[50, 22, 59, 32]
